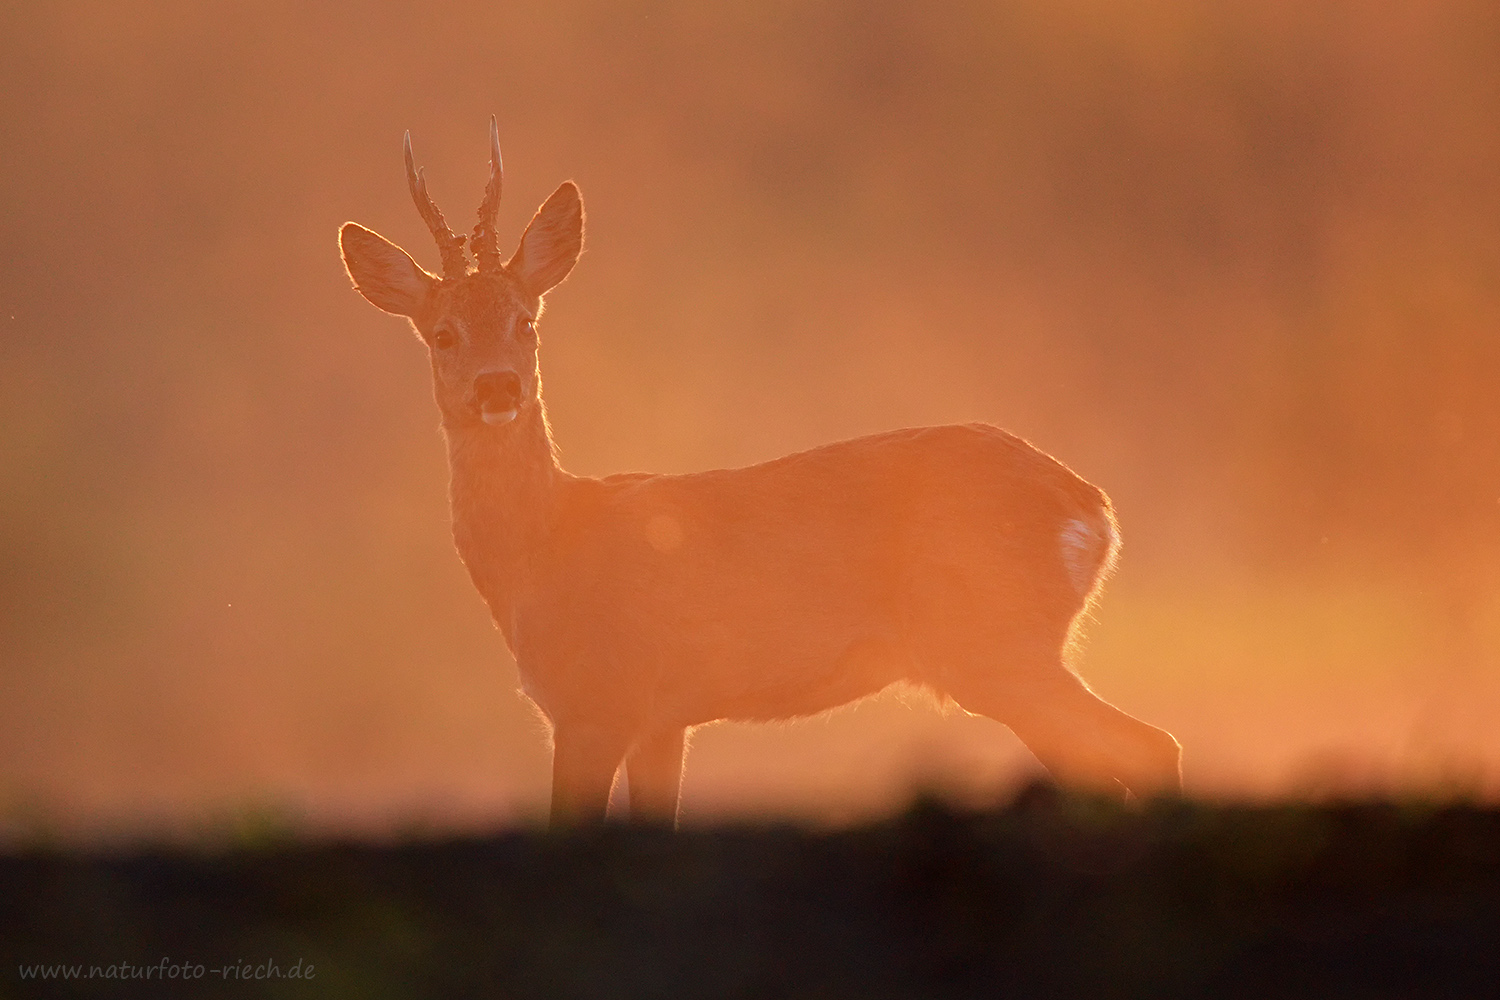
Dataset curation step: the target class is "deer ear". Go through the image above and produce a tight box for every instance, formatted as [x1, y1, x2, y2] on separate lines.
[507, 183, 583, 296]
[340, 223, 437, 318]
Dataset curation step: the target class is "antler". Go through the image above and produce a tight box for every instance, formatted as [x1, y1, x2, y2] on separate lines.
[404, 130, 470, 279]
[470, 116, 505, 272]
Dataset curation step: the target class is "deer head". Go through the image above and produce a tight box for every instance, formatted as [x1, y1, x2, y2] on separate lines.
[339, 117, 584, 432]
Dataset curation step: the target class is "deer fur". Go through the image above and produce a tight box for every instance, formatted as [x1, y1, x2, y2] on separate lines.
[339, 122, 1182, 827]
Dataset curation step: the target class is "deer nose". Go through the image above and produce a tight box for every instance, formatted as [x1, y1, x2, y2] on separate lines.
[473, 370, 522, 425]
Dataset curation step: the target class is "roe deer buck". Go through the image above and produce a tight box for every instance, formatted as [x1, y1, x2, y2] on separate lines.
[339, 119, 1182, 827]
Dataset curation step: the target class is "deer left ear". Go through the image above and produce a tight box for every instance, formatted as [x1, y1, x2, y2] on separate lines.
[340, 222, 437, 318]
[507, 183, 584, 296]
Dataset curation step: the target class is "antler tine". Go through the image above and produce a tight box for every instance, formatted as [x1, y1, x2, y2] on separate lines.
[471, 115, 505, 272]
[404, 130, 470, 279]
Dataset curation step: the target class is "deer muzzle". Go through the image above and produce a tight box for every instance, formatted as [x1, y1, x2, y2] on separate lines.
[473, 370, 523, 426]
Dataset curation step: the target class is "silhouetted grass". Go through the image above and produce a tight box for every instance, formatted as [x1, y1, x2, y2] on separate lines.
[4, 787, 1498, 998]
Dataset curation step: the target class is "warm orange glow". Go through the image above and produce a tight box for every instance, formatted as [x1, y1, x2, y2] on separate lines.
[2, 0, 1498, 840]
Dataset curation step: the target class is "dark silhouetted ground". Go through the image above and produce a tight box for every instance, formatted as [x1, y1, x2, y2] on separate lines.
[5, 787, 1499, 998]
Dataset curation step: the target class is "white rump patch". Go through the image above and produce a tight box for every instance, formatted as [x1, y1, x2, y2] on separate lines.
[1059, 517, 1101, 594]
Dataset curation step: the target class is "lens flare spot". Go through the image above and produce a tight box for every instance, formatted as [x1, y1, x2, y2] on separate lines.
[646, 514, 684, 553]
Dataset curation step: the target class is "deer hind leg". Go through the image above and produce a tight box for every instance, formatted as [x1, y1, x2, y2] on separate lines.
[626, 726, 688, 827]
[944, 645, 1181, 800]
[549, 722, 631, 828]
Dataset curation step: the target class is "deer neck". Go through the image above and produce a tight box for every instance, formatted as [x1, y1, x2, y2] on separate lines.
[445, 401, 561, 631]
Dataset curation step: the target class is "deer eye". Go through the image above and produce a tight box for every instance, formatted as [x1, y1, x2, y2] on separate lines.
[432, 328, 456, 350]
[518, 317, 536, 341]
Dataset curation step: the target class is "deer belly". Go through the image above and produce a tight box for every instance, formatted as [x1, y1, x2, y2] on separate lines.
[515, 663, 554, 720]
[650, 622, 909, 724]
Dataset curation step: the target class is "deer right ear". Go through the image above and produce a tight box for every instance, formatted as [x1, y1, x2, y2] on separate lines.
[507, 183, 584, 297]
[340, 223, 437, 318]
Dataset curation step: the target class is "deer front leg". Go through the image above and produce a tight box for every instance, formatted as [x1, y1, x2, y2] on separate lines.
[626, 726, 688, 827]
[549, 722, 630, 828]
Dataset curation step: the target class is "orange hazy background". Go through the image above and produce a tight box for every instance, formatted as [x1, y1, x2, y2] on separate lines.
[3, 0, 1499, 838]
